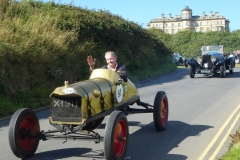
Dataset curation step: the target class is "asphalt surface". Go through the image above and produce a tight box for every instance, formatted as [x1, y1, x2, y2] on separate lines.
[1, 67, 240, 160]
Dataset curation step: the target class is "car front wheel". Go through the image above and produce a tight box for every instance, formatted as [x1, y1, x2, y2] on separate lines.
[189, 66, 195, 78]
[9, 108, 40, 159]
[104, 111, 128, 160]
[220, 64, 226, 78]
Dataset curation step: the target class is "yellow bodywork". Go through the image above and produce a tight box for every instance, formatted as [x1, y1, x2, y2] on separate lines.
[49, 69, 139, 126]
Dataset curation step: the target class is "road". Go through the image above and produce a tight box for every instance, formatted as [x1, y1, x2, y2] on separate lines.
[1, 67, 240, 160]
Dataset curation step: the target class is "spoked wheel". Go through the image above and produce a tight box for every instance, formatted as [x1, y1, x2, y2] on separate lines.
[104, 111, 128, 160]
[9, 108, 40, 159]
[189, 65, 195, 78]
[220, 64, 226, 78]
[153, 91, 169, 131]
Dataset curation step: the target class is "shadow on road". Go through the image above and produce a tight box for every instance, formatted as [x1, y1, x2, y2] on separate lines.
[27, 148, 106, 160]
[193, 70, 240, 79]
[20, 120, 213, 160]
[125, 120, 213, 160]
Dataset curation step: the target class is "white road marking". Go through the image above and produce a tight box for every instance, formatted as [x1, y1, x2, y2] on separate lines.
[197, 104, 240, 160]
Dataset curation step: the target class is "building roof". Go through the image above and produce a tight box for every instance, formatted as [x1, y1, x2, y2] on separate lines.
[182, 6, 192, 12]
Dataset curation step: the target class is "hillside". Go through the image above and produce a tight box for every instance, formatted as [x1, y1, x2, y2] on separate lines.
[0, 0, 175, 116]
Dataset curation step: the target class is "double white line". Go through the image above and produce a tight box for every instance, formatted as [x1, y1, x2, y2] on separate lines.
[198, 104, 240, 160]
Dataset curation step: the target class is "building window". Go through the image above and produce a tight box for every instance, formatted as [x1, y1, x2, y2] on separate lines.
[217, 21, 219, 24]
[178, 23, 180, 26]
[207, 22, 209, 25]
[172, 29, 174, 34]
[172, 23, 174, 27]
[220, 21, 222, 24]
[193, 22, 196, 26]
[186, 22, 188, 25]
[200, 28, 204, 32]
[165, 29, 168, 33]
[165, 24, 168, 27]
[156, 24, 158, 27]
[200, 22, 202, 26]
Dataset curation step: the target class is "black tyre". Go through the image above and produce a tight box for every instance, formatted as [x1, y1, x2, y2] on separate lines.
[153, 91, 169, 131]
[230, 67, 234, 74]
[184, 60, 188, 68]
[104, 111, 128, 160]
[82, 117, 104, 131]
[220, 64, 226, 78]
[9, 108, 40, 159]
[189, 65, 195, 78]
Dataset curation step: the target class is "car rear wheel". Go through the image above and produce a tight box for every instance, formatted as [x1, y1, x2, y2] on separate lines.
[189, 66, 195, 78]
[185, 61, 188, 68]
[220, 64, 226, 78]
[9, 108, 40, 159]
[153, 91, 169, 131]
[104, 111, 128, 160]
[230, 67, 234, 74]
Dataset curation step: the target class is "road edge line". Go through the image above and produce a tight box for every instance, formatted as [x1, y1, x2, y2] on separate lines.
[209, 112, 240, 160]
[197, 104, 240, 160]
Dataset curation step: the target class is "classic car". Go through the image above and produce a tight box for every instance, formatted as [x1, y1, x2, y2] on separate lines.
[171, 53, 188, 67]
[8, 68, 169, 160]
[235, 54, 240, 64]
[188, 45, 235, 78]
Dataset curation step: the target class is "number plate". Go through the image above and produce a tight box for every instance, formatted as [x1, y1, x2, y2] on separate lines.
[201, 69, 211, 73]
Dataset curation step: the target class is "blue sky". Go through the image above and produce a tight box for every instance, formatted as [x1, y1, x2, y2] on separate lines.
[43, 0, 239, 31]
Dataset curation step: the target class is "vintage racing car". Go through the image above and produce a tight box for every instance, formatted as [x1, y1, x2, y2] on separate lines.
[171, 53, 188, 67]
[188, 45, 235, 78]
[8, 68, 169, 160]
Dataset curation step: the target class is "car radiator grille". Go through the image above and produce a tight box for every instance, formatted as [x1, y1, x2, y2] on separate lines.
[202, 55, 214, 67]
[51, 96, 82, 122]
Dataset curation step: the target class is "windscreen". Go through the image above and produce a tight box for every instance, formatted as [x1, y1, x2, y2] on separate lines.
[201, 45, 223, 53]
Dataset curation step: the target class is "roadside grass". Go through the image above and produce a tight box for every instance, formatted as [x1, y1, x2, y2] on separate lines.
[235, 63, 240, 67]
[220, 129, 240, 160]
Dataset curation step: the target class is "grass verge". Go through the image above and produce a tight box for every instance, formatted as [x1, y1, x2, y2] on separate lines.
[220, 129, 240, 159]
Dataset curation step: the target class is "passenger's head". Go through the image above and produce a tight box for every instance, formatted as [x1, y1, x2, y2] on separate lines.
[105, 51, 117, 68]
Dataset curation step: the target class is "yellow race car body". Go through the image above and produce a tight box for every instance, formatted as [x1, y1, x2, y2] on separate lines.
[49, 69, 139, 127]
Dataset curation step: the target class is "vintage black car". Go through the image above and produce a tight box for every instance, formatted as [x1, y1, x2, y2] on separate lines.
[8, 69, 169, 160]
[188, 45, 235, 78]
[235, 54, 240, 64]
[171, 53, 188, 67]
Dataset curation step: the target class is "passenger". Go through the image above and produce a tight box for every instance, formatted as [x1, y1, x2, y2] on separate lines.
[87, 51, 128, 82]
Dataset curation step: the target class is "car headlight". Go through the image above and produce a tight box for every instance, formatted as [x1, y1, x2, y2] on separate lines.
[211, 56, 216, 62]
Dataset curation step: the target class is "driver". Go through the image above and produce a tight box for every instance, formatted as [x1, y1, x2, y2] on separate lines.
[87, 51, 128, 82]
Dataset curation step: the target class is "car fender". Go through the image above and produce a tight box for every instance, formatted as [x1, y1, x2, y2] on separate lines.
[188, 57, 201, 68]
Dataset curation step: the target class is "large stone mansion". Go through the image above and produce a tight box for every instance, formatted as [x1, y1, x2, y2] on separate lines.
[147, 6, 230, 34]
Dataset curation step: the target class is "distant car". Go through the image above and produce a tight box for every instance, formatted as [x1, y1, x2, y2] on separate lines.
[8, 69, 169, 160]
[171, 53, 188, 67]
[188, 45, 235, 78]
[235, 54, 240, 64]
